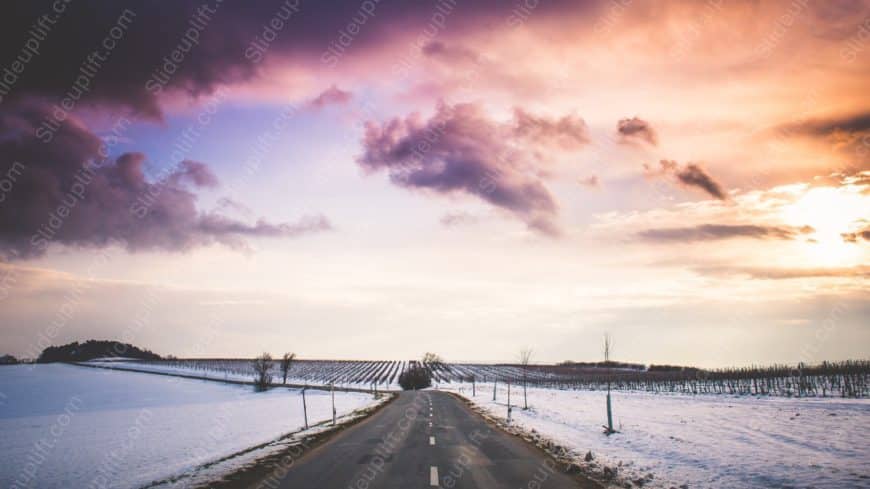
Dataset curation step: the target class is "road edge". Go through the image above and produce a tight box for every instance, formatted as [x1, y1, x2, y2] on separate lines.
[445, 392, 611, 489]
[204, 392, 398, 489]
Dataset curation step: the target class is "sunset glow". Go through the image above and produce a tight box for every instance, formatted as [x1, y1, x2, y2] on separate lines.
[0, 0, 867, 367]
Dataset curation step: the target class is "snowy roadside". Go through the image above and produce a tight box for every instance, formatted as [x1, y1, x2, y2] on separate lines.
[444, 383, 870, 489]
[142, 394, 394, 489]
[0, 364, 388, 489]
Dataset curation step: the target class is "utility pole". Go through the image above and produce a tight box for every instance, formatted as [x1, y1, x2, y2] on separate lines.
[604, 334, 615, 435]
[520, 348, 532, 410]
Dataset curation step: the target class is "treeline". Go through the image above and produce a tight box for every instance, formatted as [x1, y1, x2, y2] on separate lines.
[0, 354, 18, 364]
[523, 360, 870, 398]
[38, 340, 161, 363]
[557, 360, 646, 370]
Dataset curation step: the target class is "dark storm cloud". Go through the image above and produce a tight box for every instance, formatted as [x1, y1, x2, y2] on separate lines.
[0, 0, 602, 118]
[359, 103, 577, 235]
[617, 117, 657, 145]
[638, 224, 815, 242]
[0, 101, 329, 260]
[0, 0, 361, 116]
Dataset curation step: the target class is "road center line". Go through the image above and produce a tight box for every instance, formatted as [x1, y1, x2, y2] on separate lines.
[430, 436, 435, 445]
[430, 466, 439, 486]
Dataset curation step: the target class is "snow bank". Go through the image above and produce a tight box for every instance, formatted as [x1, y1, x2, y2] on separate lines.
[447, 383, 870, 488]
[0, 364, 379, 489]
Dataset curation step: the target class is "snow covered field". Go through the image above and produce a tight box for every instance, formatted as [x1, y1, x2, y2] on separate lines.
[448, 384, 870, 488]
[85, 359, 406, 390]
[0, 364, 380, 489]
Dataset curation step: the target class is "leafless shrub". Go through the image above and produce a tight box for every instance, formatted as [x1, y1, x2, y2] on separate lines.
[252, 352, 273, 391]
[519, 347, 532, 409]
[280, 352, 295, 385]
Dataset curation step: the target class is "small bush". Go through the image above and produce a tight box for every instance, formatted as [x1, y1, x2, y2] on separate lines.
[0, 354, 18, 365]
[252, 352, 274, 391]
[398, 366, 431, 390]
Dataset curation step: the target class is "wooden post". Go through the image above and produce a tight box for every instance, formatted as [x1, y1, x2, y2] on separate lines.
[493, 378, 497, 401]
[507, 380, 512, 422]
[302, 386, 309, 430]
[798, 362, 804, 398]
[472, 377, 476, 397]
[523, 374, 528, 410]
[331, 383, 336, 426]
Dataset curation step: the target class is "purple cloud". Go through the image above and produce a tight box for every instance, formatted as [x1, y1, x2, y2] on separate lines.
[440, 212, 480, 227]
[639, 224, 815, 242]
[676, 164, 727, 200]
[421, 41, 480, 64]
[308, 85, 353, 109]
[579, 175, 600, 188]
[646, 160, 728, 200]
[0, 1, 598, 119]
[358, 103, 573, 235]
[512, 109, 590, 150]
[617, 117, 658, 146]
[0, 101, 330, 260]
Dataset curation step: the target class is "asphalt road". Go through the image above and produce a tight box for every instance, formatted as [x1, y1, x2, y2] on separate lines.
[268, 390, 591, 489]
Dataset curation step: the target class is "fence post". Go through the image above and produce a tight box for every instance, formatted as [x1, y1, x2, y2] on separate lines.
[331, 382, 336, 426]
[507, 380, 512, 422]
[302, 386, 309, 430]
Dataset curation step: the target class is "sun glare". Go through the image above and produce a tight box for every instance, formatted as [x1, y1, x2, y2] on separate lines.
[781, 186, 867, 266]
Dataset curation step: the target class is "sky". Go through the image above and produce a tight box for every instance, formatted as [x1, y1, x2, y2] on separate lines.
[0, 0, 868, 367]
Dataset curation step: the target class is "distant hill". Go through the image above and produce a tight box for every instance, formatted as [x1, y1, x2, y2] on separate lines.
[37, 340, 160, 363]
[0, 354, 18, 365]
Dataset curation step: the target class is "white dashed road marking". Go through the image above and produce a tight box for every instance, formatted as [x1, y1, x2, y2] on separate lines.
[430, 436, 435, 446]
[430, 466, 439, 486]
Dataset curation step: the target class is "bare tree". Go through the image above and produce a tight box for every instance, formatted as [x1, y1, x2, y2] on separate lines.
[252, 352, 273, 391]
[280, 352, 296, 385]
[519, 347, 533, 410]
